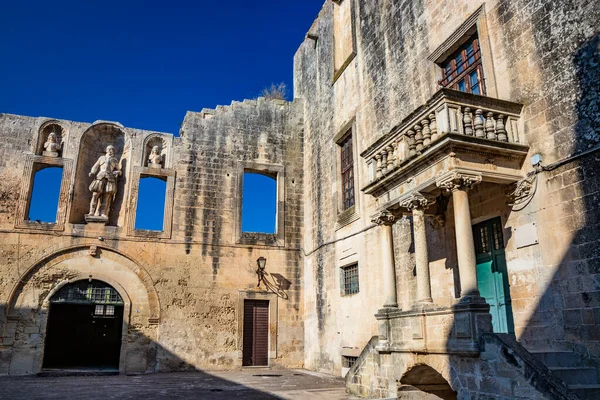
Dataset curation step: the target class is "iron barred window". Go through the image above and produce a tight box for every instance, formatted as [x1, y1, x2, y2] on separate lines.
[51, 280, 124, 305]
[342, 356, 358, 369]
[341, 263, 359, 295]
[439, 35, 485, 95]
[340, 132, 355, 210]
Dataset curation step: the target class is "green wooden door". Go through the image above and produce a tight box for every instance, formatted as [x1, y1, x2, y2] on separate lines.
[473, 218, 515, 334]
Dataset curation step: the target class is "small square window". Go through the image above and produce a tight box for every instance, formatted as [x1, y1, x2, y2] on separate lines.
[341, 264, 359, 295]
[105, 305, 115, 316]
[94, 305, 104, 315]
[342, 356, 358, 369]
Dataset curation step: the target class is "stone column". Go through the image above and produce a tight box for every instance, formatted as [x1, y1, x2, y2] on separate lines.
[371, 210, 398, 308]
[437, 172, 483, 300]
[400, 192, 436, 304]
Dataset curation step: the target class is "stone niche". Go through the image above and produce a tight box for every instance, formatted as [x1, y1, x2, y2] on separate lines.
[143, 134, 170, 169]
[36, 122, 66, 157]
[69, 123, 130, 227]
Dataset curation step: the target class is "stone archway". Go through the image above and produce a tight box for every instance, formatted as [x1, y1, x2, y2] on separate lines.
[42, 279, 126, 370]
[2, 245, 160, 375]
[399, 364, 457, 400]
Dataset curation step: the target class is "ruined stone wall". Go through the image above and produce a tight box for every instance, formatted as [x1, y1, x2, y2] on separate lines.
[295, 0, 600, 376]
[0, 98, 305, 374]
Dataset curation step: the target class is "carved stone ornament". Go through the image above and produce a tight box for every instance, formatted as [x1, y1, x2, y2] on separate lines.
[86, 144, 122, 222]
[371, 210, 396, 226]
[148, 145, 162, 168]
[89, 245, 98, 257]
[428, 214, 446, 229]
[43, 132, 62, 157]
[436, 171, 482, 192]
[398, 192, 436, 211]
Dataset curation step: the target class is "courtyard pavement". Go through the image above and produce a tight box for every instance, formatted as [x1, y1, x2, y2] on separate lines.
[0, 368, 360, 399]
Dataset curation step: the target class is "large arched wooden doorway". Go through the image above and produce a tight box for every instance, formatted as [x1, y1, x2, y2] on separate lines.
[42, 280, 125, 370]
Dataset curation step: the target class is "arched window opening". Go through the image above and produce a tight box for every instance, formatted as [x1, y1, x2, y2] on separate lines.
[28, 166, 63, 223]
[135, 176, 167, 231]
[242, 172, 277, 234]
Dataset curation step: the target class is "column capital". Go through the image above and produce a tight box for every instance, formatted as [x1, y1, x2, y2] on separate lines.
[398, 192, 436, 212]
[436, 171, 482, 192]
[371, 209, 396, 226]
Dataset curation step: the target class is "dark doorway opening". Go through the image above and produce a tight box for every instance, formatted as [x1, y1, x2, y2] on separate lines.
[242, 299, 269, 366]
[43, 280, 124, 370]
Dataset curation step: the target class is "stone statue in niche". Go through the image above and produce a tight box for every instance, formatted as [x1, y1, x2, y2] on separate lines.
[148, 145, 162, 168]
[86, 145, 122, 222]
[43, 132, 62, 157]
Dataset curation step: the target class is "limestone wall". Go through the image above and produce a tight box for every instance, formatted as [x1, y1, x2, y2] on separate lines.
[0, 98, 305, 374]
[295, 0, 600, 375]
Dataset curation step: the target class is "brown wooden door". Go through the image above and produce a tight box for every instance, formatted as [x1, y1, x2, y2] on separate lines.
[242, 300, 269, 366]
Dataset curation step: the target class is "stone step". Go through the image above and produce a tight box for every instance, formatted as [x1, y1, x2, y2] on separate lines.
[550, 367, 598, 385]
[569, 384, 600, 400]
[531, 351, 580, 368]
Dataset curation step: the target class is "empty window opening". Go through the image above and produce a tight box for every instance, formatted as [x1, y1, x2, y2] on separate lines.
[341, 263, 359, 295]
[242, 172, 276, 234]
[342, 356, 358, 369]
[135, 176, 167, 231]
[28, 166, 63, 223]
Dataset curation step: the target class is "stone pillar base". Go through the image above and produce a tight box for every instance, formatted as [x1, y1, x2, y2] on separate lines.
[84, 214, 108, 225]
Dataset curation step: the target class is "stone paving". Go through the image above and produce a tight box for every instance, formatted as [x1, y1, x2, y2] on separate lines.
[0, 368, 360, 399]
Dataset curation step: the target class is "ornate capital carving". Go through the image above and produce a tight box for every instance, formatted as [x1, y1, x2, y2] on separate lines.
[371, 210, 396, 226]
[436, 171, 482, 192]
[398, 192, 436, 211]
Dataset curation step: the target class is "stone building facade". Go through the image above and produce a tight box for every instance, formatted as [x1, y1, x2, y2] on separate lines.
[0, 100, 304, 375]
[1, 0, 599, 399]
[294, 0, 599, 399]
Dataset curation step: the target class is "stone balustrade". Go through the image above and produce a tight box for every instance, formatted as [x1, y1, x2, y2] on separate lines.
[363, 88, 524, 183]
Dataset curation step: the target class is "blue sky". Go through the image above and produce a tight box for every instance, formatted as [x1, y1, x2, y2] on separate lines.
[15, 0, 324, 231]
[1, 0, 324, 134]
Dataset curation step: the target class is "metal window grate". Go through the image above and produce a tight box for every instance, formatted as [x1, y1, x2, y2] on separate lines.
[340, 132, 355, 210]
[342, 356, 358, 369]
[341, 264, 359, 295]
[492, 221, 505, 250]
[50, 280, 124, 305]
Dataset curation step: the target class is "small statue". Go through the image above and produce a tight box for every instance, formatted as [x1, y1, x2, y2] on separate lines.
[87, 145, 122, 219]
[43, 132, 62, 156]
[148, 145, 162, 168]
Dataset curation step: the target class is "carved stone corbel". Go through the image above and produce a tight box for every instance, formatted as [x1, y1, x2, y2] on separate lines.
[398, 192, 437, 212]
[436, 171, 482, 192]
[371, 209, 396, 226]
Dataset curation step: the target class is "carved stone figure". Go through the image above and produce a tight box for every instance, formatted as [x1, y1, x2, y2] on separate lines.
[87, 145, 122, 220]
[148, 145, 162, 168]
[43, 132, 62, 157]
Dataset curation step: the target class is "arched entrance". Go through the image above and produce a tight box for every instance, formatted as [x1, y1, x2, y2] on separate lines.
[399, 364, 457, 400]
[42, 280, 125, 370]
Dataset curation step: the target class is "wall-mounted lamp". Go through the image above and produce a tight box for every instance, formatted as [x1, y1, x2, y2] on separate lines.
[256, 257, 267, 287]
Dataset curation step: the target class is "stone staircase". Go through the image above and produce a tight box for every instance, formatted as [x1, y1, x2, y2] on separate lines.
[531, 351, 600, 400]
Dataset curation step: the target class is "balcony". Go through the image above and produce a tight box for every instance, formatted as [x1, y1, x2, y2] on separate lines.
[361, 89, 529, 201]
